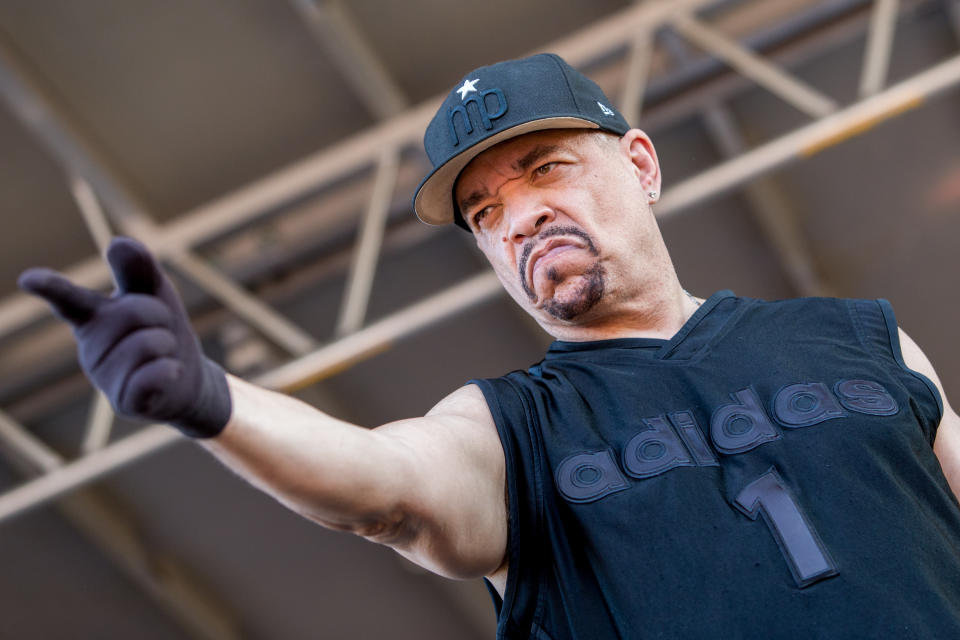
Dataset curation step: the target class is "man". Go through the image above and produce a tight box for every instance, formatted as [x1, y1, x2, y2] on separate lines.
[19, 54, 960, 638]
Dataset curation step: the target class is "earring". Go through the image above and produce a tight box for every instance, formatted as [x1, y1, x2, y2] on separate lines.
[648, 190, 659, 201]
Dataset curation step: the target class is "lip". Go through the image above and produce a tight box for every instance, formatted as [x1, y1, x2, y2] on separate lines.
[525, 237, 584, 289]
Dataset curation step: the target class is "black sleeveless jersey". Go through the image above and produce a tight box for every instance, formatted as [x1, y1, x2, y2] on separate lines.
[473, 292, 960, 640]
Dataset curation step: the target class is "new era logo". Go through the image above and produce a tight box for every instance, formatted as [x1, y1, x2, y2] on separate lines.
[597, 101, 615, 116]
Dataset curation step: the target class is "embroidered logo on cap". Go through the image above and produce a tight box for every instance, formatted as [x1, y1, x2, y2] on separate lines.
[447, 81, 508, 147]
[597, 101, 615, 116]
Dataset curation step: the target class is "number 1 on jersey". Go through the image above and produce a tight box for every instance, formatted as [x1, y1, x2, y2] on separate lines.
[735, 468, 838, 588]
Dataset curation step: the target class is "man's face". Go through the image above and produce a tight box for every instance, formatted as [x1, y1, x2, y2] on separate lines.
[454, 128, 661, 331]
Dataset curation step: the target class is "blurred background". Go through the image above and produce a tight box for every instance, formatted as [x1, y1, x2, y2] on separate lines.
[0, 0, 958, 637]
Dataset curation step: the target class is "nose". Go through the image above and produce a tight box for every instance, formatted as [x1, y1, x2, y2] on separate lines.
[505, 190, 555, 244]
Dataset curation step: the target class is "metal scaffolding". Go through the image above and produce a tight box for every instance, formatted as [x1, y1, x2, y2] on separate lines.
[1, 0, 959, 634]
[3, 0, 959, 524]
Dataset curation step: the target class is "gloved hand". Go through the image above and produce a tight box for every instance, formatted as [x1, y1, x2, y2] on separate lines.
[18, 237, 231, 438]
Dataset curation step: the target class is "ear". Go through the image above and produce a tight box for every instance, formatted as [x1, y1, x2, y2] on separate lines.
[620, 129, 661, 201]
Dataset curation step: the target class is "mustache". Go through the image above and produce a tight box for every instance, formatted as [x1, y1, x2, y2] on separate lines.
[518, 226, 599, 300]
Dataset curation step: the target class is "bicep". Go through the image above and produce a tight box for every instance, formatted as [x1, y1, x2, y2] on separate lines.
[898, 328, 960, 498]
[373, 384, 508, 579]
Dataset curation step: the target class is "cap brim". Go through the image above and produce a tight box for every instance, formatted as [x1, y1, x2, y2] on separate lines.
[414, 116, 600, 227]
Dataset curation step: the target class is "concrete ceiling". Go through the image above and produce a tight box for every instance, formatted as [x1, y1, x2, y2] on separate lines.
[0, 0, 959, 637]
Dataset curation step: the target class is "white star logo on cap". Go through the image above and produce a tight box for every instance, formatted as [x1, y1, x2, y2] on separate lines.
[456, 78, 479, 100]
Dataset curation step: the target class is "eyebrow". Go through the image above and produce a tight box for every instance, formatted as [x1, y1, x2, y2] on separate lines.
[458, 188, 488, 217]
[514, 144, 560, 173]
[457, 144, 563, 215]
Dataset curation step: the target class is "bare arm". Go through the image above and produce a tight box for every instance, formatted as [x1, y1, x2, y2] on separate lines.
[204, 376, 508, 580]
[898, 328, 960, 499]
[18, 237, 508, 582]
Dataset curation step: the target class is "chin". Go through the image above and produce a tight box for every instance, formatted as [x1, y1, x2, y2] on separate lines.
[541, 264, 605, 321]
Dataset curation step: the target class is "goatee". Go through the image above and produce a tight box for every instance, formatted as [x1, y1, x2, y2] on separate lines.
[542, 262, 605, 321]
[518, 226, 605, 321]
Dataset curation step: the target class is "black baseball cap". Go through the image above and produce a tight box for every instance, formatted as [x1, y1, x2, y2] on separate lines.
[413, 53, 631, 230]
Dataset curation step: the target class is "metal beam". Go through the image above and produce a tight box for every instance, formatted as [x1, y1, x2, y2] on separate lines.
[658, 52, 960, 216]
[261, 271, 502, 392]
[540, 0, 713, 65]
[0, 423, 180, 523]
[0, 32, 150, 223]
[660, 29, 830, 296]
[335, 149, 399, 335]
[0, 409, 61, 473]
[163, 248, 318, 356]
[81, 391, 114, 454]
[0, 29, 319, 359]
[635, 0, 925, 134]
[0, 409, 240, 639]
[699, 106, 831, 296]
[670, 12, 840, 118]
[620, 27, 655, 125]
[636, 0, 875, 111]
[288, 0, 408, 120]
[859, 0, 900, 97]
[70, 177, 113, 253]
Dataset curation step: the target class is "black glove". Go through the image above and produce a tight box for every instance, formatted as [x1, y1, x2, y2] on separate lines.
[18, 237, 231, 438]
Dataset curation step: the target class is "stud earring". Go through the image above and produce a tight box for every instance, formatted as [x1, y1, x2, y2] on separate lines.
[648, 190, 659, 201]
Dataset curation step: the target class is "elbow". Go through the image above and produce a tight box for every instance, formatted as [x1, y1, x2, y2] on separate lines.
[294, 501, 418, 548]
[355, 508, 418, 546]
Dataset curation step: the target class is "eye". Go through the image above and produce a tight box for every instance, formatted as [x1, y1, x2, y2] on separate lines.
[534, 162, 556, 176]
[472, 205, 494, 229]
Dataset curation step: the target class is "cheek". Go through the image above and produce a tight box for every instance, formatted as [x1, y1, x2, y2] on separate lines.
[478, 243, 518, 284]
[479, 234, 519, 265]
[479, 246, 532, 300]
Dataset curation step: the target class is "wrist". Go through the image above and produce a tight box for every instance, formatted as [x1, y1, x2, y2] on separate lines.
[171, 359, 232, 438]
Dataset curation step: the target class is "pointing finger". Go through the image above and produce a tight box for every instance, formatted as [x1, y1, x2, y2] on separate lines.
[106, 237, 165, 296]
[18, 268, 105, 325]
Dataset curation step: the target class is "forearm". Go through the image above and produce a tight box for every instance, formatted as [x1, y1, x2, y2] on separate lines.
[201, 375, 414, 536]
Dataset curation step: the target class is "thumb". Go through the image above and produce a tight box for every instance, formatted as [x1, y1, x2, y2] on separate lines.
[18, 268, 105, 325]
[106, 237, 166, 296]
